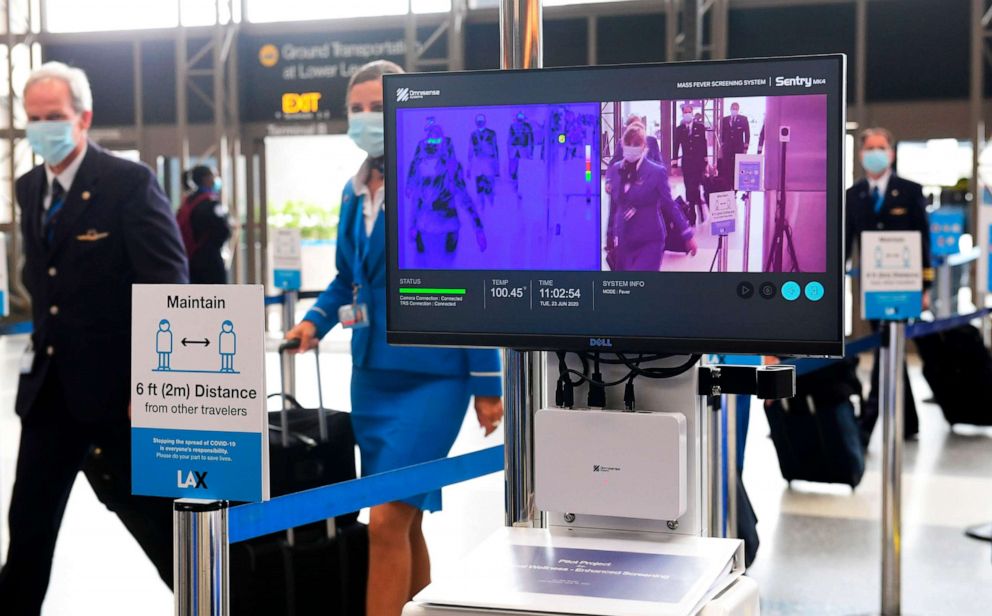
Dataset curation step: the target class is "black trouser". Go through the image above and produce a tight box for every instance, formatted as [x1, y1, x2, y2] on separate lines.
[0, 372, 173, 615]
[860, 322, 920, 448]
[683, 162, 705, 219]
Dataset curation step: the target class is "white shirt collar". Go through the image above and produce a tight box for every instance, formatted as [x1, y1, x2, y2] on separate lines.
[867, 169, 891, 197]
[44, 141, 87, 206]
[352, 159, 386, 236]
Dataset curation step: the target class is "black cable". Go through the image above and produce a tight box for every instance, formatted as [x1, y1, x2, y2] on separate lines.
[587, 352, 607, 407]
[616, 352, 701, 379]
[577, 352, 673, 364]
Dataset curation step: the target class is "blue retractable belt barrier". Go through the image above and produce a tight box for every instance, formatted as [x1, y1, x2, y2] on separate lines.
[787, 308, 991, 377]
[228, 444, 504, 543]
[265, 290, 322, 306]
[0, 320, 33, 336]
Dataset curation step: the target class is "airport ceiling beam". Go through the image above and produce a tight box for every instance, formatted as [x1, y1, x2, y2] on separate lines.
[667, 0, 728, 63]
[405, 0, 466, 73]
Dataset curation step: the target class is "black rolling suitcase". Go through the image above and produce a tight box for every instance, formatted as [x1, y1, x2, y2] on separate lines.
[764, 359, 866, 488]
[915, 324, 992, 426]
[665, 196, 696, 251]
[231, 339, 368, 616]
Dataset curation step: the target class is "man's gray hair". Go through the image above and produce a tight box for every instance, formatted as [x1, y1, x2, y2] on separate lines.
[24, 61, 93, 113]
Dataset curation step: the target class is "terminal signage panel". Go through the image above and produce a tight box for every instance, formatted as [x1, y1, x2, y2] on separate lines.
[240, 30, 406, 123]
[929, 209, 965, 257]
[271, 227, 303, 291]
[131, 284, 268, 502]
[384, 55, 846, 356]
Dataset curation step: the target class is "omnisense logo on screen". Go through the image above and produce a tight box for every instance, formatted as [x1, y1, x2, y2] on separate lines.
[396, 87, 441, 102]
[774, 75, 827, 88]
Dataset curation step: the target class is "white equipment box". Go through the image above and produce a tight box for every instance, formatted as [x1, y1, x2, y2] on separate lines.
[535, 408, 687, 521]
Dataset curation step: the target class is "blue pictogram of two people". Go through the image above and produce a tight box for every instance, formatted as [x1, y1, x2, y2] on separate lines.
[156, 319, 237, 373]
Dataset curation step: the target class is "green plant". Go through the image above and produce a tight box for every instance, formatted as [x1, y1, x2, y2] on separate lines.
[268, 199, 340, 240]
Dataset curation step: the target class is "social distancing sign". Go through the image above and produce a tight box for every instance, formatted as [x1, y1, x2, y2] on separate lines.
[131, 284, 269, 502]
[861, 231, 923, 321]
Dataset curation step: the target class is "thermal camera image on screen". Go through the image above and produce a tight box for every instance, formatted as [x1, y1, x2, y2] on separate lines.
[601, 94, 828, 273]
[396, 103, 602, 271]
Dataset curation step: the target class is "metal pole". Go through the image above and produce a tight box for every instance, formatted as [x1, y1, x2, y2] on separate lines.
[176, 8, 190, 174]
[707, 398, 723, 537]
[718, 236, 728, 272]
[970, 0, 987, 306]
[880, 321, 906, 615]
[742, 193, 751, 271]
[281, 289, 298, 405]
[503, 349, 541, 527]
[500, 0, 542, 72]
[936, 260, 953, 319]
[501, 0, 543, 529]
[855, 0, 867, 129]
[725, 395, 738, 539]
[174, 499, 229, 616]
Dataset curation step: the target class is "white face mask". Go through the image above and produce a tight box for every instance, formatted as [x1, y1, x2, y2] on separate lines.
[730, 109, 739, 117]
[683, 114, 693, 124]
[622, 145, 644, 163]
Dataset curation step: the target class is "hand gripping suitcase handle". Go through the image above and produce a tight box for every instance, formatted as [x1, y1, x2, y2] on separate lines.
[278, 337, 330, 444]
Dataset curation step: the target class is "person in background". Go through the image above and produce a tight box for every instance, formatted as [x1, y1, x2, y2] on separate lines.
[605, 123, 698, 271]
[719, 102, 750, 186]
[284, 60, 503, 616]
[674, 103, 709, 224]
[846, 127, 932, 446]
[0, 61, 188, 614]
[176, 164, 231, 284]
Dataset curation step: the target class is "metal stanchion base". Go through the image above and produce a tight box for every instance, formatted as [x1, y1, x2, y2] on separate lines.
[964, 522, 992, 542]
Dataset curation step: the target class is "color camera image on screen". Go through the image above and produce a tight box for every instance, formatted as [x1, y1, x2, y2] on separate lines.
[396, 103, 603, 271]
[601, 94, 828, 273]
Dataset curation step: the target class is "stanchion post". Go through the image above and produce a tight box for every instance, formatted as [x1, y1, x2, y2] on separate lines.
[500, 0, 543, 528]
[175, 499, 229, 616]
[880, 321, 906, 615]
[935, 258, 952, 319]
[281, 289, 298, 401]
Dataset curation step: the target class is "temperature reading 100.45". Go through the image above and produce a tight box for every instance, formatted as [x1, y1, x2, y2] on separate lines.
[491, 286, 526, 299]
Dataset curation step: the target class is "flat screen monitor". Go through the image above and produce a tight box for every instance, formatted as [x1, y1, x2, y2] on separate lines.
[384, 54, 845, 356]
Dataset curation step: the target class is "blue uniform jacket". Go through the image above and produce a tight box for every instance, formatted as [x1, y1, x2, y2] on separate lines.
[16, 142, 189, 421]
[304, 180, 502, 398]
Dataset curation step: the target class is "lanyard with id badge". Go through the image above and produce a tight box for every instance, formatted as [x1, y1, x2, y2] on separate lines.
[339, 195, 370, 330]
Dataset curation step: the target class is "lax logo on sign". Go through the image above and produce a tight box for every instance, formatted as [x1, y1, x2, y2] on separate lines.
[177, 470, 209, 489]
[396, 88, 410, 102]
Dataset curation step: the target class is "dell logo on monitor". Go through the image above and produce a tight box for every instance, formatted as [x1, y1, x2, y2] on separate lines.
[589, 338, 613, 348]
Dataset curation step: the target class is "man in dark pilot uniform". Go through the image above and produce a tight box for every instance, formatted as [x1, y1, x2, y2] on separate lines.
[718, 102, 750, 186]
[0, 62, 188, 614]
[846, 127, 933, 447]
[673, 103, 709, 224]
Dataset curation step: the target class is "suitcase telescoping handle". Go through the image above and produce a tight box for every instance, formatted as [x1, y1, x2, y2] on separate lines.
[277, 337, 330, 446]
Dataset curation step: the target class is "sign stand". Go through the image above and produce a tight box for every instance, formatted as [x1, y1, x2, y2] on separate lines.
[861, 231, 922, 616]
[879, 321, 906, 616]
[175, 499, 229, 616]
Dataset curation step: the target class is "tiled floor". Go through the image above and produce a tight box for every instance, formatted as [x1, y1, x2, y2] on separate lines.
[1, 331, 991, 615]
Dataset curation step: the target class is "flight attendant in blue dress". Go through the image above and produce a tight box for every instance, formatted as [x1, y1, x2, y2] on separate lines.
[286, 60, 504, 616]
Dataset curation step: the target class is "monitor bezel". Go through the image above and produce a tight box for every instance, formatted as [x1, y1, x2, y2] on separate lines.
[383, 54, 846, 358]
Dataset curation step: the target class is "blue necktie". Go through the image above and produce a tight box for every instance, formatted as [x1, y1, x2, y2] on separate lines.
[44, 179, 65, 247]
[872, 186, 884, 215]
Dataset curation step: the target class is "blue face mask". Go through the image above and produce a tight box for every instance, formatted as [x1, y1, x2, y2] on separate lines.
[26, 120, 77, 166]
[212, 177, 222, 193]
[862, 149, 890, 175]
[348, 112, 384, 158]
